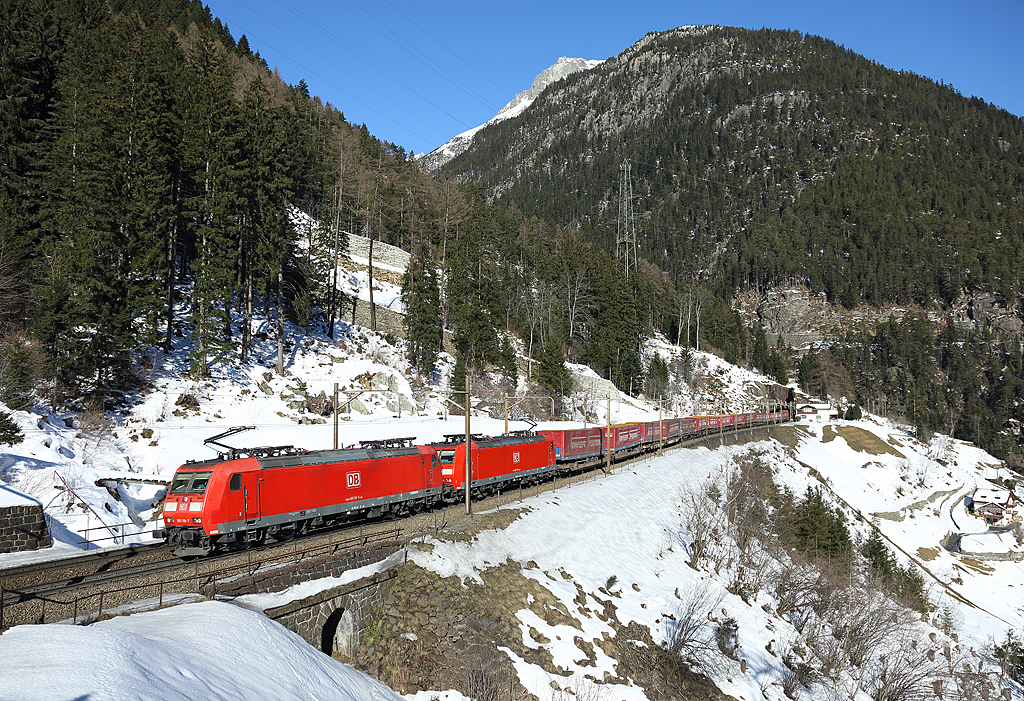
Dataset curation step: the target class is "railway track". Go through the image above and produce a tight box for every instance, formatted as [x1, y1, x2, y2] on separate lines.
[0, 422, 781, 632]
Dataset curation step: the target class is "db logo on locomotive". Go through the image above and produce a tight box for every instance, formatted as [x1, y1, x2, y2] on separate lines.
[346, 472, 361, 488]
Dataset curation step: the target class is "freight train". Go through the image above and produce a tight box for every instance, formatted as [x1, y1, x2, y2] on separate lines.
[155, 411, 789, 556]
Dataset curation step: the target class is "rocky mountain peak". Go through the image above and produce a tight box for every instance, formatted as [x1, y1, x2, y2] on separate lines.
[417, 56, 601, 173]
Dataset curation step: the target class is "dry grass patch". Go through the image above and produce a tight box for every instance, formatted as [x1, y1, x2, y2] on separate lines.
[771, 425, 813, 451]
[433, 507, 529, 542]
[917, 546, 939, 561]
[834, 426, 906, 458]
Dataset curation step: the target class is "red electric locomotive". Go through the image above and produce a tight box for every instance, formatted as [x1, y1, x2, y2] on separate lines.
[156, 438, 446, 557]
[430, 433, 556, 493]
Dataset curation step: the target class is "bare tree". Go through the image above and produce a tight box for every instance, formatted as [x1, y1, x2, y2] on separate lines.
[561, 269, 594, 361]
[678, 479, 728, 569]
[663, 579, 725, 666]
[864, 626, 944, 701]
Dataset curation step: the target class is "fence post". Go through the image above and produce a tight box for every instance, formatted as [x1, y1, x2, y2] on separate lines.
[159, 581, 163, 608]
[97, 591, 104, 621]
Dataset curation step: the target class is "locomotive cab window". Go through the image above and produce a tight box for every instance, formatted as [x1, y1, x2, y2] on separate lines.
[169, 473, 193, 495]
[436, 449, 456, 464]
[229, 474, 241, 491]
[188, 471, 213, 494]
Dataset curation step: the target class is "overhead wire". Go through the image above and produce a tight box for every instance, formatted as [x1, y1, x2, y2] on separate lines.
[329, 0, 503, 113]
[375, 0, 522, 95]
[221, 2, 452, 143]
[267, 0, 476, 131]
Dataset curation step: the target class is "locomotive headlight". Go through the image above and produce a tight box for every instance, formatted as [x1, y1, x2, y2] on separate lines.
[188, 501, 203, 512]
[163, 502, 177, 512]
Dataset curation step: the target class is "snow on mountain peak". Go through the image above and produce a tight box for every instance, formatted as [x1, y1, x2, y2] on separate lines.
[418, 56, 602, 173]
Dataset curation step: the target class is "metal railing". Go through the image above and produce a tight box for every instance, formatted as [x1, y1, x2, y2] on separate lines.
[0, 527, 403, 633]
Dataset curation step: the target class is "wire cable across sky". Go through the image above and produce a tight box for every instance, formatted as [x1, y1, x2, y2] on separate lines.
[206, 0, 1024, 157]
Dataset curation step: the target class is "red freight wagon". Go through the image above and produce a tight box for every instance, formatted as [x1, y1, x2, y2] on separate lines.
[608, 423, 643, 452]
[680, 417, 698, 435]
[538, 427, 604, 462]
[430, 434, 555, 492]
[642, 420, 663, 445]
[697, 416, 719, 431]
[663, 419, 681, 440]
[159, 442, 441, 557]
[721, 414, 736, 429]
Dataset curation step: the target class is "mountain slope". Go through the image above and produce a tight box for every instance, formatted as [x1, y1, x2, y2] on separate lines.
[417, 56, 602, 173]
[442, 25, 1024, 312]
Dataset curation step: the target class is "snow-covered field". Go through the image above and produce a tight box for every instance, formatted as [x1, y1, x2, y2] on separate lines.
[2, 315, 1022, 700]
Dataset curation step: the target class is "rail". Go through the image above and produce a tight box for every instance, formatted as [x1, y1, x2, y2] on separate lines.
[0, 526, 403, 633]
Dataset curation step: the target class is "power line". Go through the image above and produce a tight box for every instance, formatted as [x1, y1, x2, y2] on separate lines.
[267, 0, 476, 131]
[329, 0, 502, 114]
[376, 0, 522, 95]
[223, 3, 454, 142]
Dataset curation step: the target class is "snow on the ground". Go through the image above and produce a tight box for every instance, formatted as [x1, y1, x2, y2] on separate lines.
[2, 287, 1023, 699]
[0, 600, 403, 701]
[0, 482, 39, 507]
[405, 420, 1024, 701]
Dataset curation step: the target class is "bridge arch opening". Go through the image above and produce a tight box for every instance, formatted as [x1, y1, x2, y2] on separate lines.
[321, 606, 355, 657]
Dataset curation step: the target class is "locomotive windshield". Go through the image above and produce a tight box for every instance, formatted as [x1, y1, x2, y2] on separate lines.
[168, 472, 193, 495]
[168, 470, 214, 495]
[436, 449, 456, 464]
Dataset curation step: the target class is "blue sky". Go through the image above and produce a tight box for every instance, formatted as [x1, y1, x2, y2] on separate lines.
[206, 0, 1024, 157]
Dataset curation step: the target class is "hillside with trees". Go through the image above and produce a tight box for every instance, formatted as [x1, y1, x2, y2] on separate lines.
[441, 25, 1024, 463]
[4, 9, 1024, 464]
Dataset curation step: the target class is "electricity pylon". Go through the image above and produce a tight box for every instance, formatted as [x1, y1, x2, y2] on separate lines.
[617, 159, 638, 277]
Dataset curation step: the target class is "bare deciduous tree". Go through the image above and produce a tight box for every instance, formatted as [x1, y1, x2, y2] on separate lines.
[865, 627, 944, 701]
[561, 268, 594, 361]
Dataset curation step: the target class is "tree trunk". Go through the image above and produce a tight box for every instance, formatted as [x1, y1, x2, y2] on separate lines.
[276, 268, 284, 375]
[368, 234, 376, 331]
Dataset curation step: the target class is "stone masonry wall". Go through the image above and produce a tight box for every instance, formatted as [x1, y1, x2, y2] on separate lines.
[265, 570, 396, 653]
[347, 297, 457, 356]
[0, 505, 52, 554]
[346, 234, 411, 271]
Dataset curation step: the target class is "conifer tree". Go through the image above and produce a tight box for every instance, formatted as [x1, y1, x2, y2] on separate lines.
[0, 410, 22, 446]
[537, 336, 571, 398]
[402, 247, 441, 376]
[182, 39, 238, 377]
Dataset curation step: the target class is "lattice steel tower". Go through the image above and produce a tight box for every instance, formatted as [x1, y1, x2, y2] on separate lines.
[617, 159, 638, 277]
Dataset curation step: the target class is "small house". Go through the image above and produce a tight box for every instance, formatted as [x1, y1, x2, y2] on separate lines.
[967, 488, 1020, 526]
[796, 402, 838, 422]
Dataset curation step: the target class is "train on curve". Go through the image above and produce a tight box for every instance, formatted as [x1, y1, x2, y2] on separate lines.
[155, 410, 790, 556]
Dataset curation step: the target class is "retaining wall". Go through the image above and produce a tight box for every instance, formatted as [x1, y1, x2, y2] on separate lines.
[265, 570, 396, 656]
[0, 505, 51, 554]
[206, 540, 403, 598]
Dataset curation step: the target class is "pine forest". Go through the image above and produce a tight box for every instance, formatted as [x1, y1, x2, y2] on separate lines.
[3, 3, 1024, 465]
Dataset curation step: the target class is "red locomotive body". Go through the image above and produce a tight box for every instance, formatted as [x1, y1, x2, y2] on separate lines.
[431, 434, 555, 493]
[538, 427, 604, 462]
[158, 443, 443, 557]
